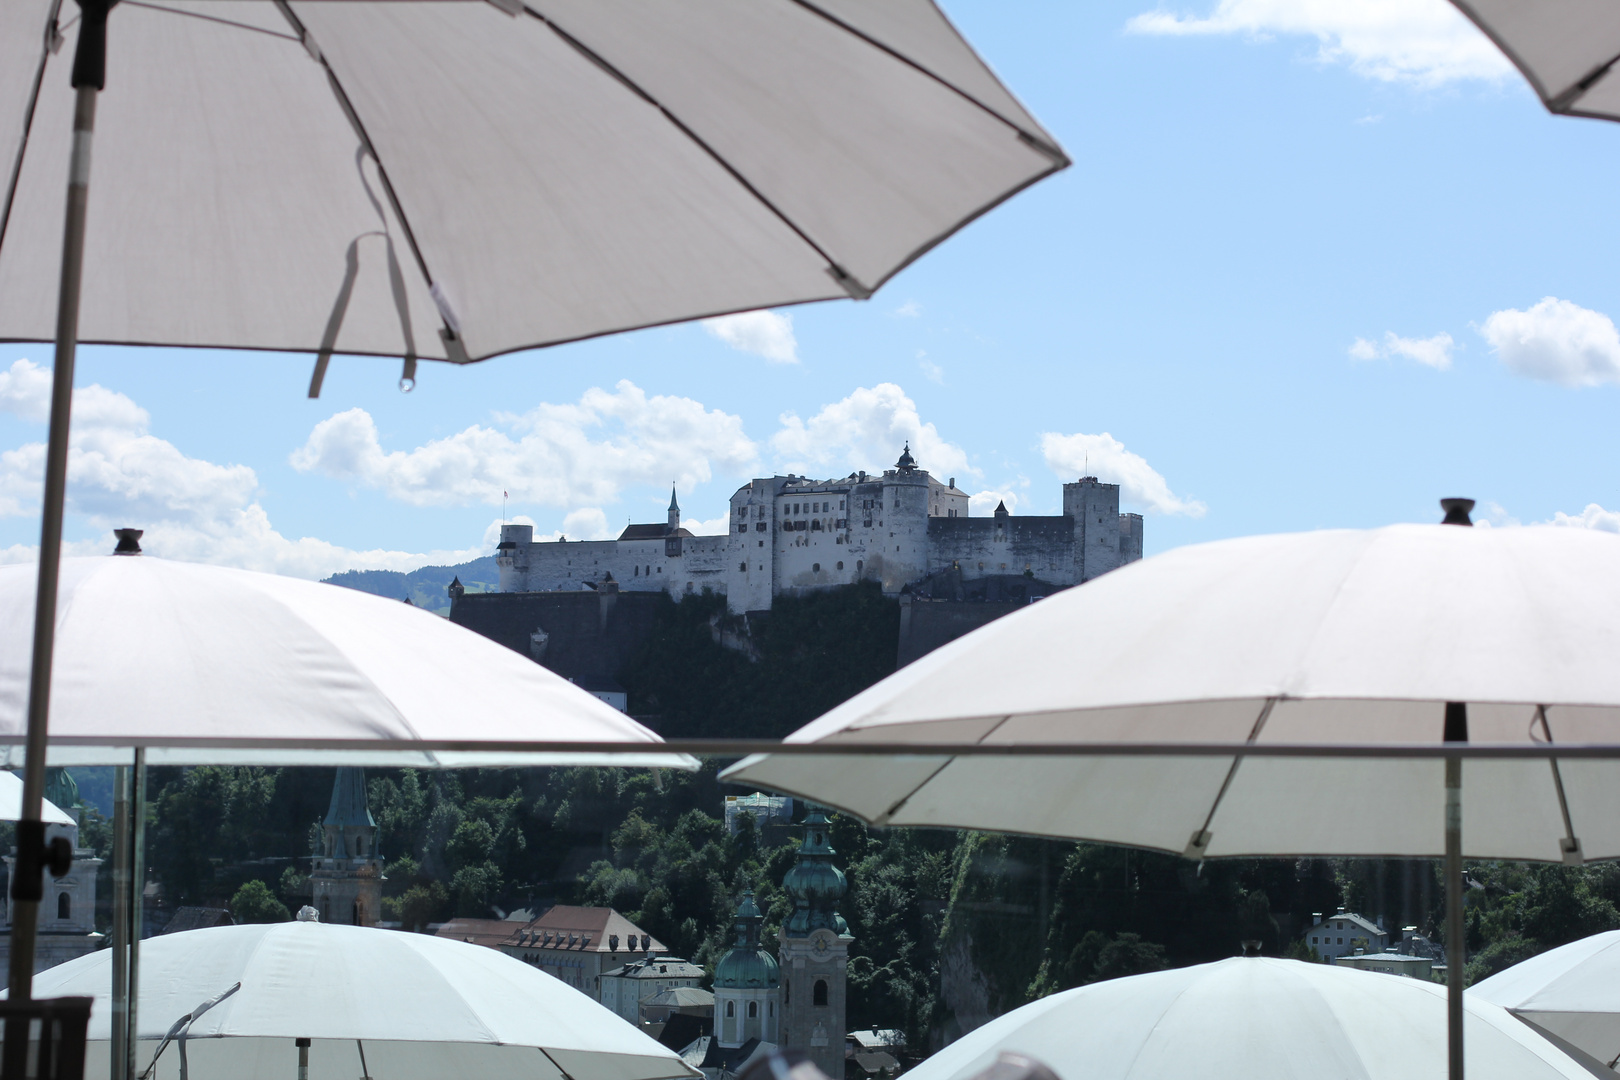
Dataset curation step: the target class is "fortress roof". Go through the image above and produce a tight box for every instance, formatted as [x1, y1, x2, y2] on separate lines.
[617, 523, 693, 541]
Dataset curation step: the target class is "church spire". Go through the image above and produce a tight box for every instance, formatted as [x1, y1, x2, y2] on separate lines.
[667, 485, 681, 533]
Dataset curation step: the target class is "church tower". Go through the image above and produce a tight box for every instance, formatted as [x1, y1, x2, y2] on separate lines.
[309, 768, 384, 926]
[714, 891, 780, 1048]
[668, 486, 681, 534]
[778, 808, 851, 1077]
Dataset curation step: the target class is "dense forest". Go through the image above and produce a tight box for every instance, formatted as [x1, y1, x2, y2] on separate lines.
[60, 584, 1620, 1053]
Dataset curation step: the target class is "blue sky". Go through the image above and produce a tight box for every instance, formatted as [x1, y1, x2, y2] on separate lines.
[3, 0, 1619, 578]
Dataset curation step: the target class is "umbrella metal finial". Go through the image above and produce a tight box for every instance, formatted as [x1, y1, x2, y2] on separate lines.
[113, 529, 143, 555]
[1439, 499, 1475, 526]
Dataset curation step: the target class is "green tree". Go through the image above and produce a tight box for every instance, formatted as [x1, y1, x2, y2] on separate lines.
[148, 767, 280, 904]
[230, 879, 290, 923]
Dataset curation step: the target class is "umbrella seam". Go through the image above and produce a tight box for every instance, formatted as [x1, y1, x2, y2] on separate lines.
[788, 0, 1065, 160]
[0, 0, 63, 263]
[519, 3, 856, 287]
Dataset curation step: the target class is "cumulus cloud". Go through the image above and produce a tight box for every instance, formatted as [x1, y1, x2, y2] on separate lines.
[894, 301, 922, 318]
[1349, 331, 1455, 370]
[701, 310, 799, 364]
[292, 380, 758, 509]
[969, 490, 1020, 516]
[682, 513, 733, 537]
[0, 360, 478, 578]
[771, 383, 973, 480]
[1040, 431, 1205, 516]
[1125, 0, 1511, 86]
[1480, 297, 1620, 387]
[1547, 504, 1620, 533]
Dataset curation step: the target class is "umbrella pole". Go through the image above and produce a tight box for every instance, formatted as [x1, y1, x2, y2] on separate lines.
[111, 751, 146, 1080]
[1446, 753, 1465, 1080]
[11, 0, 110, 1002]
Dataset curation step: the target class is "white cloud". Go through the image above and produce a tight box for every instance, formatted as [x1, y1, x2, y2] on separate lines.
[292, 380, 758, 509]
[1547, 503, 1620, 533]
[918, 351, 945, 384]
[682, 513, 733, 537]
[1125, 0, 1512, 86]
[894, 301, 922, 318]
[1040, 431, 1206, 516]
[1480, 297, 1620, 387]
[701, 310, 799, 364]
[771, 383, 973, 480]
[969, 490, 1020, 517]
[0, 359, 485, 579]
[1349, 330, 1455, 370]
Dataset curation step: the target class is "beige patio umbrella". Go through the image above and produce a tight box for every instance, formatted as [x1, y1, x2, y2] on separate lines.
[0, 0, 1067, 1016]
[724, 502, 1620, 1080]
[1449, 2, 1620, 122]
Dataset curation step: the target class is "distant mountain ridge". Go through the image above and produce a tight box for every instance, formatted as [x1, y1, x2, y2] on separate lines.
[323, 555, 500, 615]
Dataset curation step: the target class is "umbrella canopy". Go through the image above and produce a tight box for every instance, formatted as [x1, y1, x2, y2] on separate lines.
[723, 522, 1620, 860]
[0, 773, 72, 825]
[1471, 930, 1620, 1068]
[905, 958, 1603, 1080]
[21, 920, 702, 1080]
[1449, 3, 1620, 123]
[0, 553, 693, 768]
[0, 0, 1065, 367]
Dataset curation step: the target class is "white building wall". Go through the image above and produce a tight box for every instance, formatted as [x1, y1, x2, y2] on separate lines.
[1063, 478, 1123, 583]
[715, 986, 779, 1048]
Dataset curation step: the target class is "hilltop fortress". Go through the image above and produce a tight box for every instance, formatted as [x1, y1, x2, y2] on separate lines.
[495, 447, 1143, 615]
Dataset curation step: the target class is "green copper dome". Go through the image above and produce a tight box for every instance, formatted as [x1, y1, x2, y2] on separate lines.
[783, 808, 848, 937]
[714, 891, 779, 989]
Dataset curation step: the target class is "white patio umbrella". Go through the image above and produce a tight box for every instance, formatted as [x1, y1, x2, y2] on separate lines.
[905, 958, 1607, 1080]
[1471, 930, 1620, 1069]
[1449, 3, 1620, 123]
[0, 0, 1067, 1005]
[0, 548, 694, 769]
[724, 503, 1620, 1080]
[18, 919, 702, 1080]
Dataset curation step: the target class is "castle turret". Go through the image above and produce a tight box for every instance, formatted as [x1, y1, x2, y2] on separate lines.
[714, 891, 780, 1047]
[309, 768, 384, 926]
[668, 486, 681, 534]
[779, 808, 850, 1077]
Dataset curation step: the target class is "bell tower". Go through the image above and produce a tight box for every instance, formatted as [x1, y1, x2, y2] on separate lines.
[778, 808, 851, 1077]
[309, 767, 384, 926]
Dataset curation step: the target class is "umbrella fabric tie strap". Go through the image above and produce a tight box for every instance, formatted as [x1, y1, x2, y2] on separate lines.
[309, 147, 418, 398]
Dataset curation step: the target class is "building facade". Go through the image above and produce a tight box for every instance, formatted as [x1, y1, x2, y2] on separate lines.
[502, 905, 666, 1001]
[1303, 910, 1389, 961]
[495, 449, 1144, 614]
[309, 767, 384, 927]
[778, 808, 851, 1078]
[599, 954, 706, 1024]
[714, 892, 780, 1048]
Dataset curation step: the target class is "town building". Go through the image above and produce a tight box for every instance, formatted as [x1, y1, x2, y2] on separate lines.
[1332, 953, 1438, 980]
[309, 767, 383, 927]
[495, 449, 1144, 614]
[600, 955, 706, 1024]
[723, 794, 794, 837]
[0, 769, 103, 973]
[714, 892, 780, 1048]
[503, 905, 666, 997]
[1303, 910, 1389, 961]
[778, 808, 851, 1079]
[641, 987, 717, 1026]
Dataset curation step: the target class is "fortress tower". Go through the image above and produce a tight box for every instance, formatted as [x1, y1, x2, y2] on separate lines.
[778, 808, 851, 1077]
[309, 767, 384, 926]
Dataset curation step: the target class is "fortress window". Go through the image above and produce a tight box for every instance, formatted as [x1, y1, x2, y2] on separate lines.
[813, 563, 820, 572]
[836, 562, 844, 571]
[856, 560, 863, 572]
[740, 562, 747, 572]
[634, 566, 639, 576]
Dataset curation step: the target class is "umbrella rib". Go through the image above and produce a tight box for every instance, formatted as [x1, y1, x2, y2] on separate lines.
[787, 0, 1067, 164]
[1182, 697, 1276, 860]
[122, 2, 301, 43]
[520, 4, 867, 294]
[869, 714, 1013, 825]
[1534, 705, 1584, 864]
[0, 0, 63, 264]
